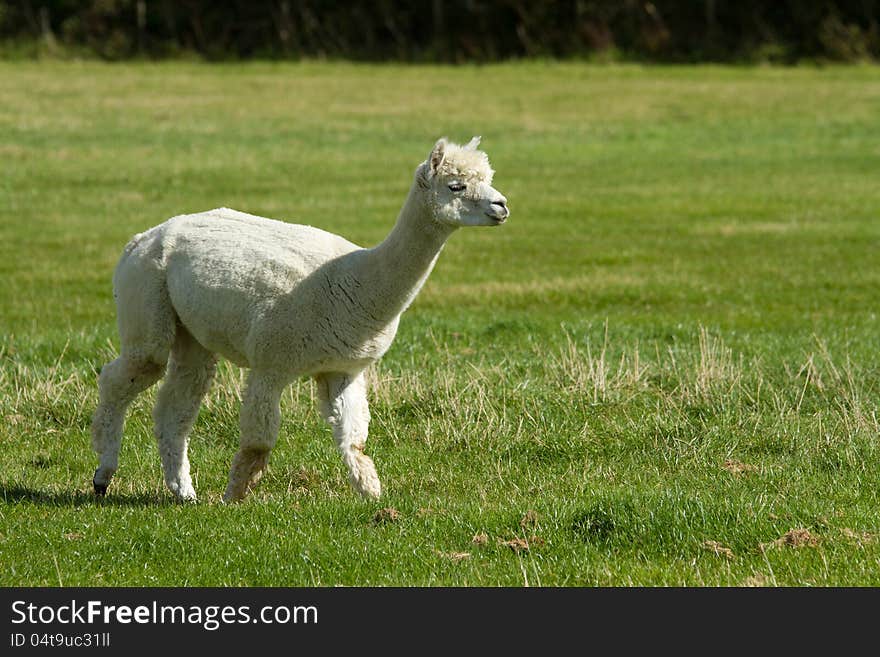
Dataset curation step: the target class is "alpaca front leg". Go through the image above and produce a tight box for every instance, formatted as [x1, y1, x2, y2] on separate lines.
[223, 372, 283, 503]
[152, 330, 217, 501]
[317, 372, 381, 499]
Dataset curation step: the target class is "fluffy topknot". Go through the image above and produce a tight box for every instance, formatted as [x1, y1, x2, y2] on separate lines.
[427, 136, 495, 184]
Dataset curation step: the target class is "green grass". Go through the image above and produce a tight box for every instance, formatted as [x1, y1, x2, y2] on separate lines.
[2, 61, 880, 586]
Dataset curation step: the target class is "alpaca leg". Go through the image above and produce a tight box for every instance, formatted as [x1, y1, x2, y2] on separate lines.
[316, 372, 381, 499]
[223, 371, 283, 503]
[91, 355, 165, 495]
[93, 249, 176, 496]
[152, 327, 217, 501]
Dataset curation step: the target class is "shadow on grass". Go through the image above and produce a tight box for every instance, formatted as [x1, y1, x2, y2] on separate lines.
[0, 483, 168, 507]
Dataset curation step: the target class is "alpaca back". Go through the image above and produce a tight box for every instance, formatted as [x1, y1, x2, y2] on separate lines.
[116, 208, 364, 368]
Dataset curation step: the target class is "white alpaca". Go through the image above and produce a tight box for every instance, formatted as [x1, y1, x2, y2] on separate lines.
[91, 137, 509, 502]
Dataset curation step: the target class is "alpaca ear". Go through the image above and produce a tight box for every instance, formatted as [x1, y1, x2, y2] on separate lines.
[464, 136, 481, 150]
[428, 138, 447, 175]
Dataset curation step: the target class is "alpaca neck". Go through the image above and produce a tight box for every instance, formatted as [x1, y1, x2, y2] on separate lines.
[357, 183, 456, 323]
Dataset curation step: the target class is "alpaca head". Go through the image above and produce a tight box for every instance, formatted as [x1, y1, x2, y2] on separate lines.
[418, 136, 509, 227]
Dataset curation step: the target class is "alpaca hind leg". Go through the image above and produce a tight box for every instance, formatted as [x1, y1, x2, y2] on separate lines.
[93, 250, 176, 496]
[152, 327, 217, 501]
[317, 372, 381, 499]
[91, 355, 165, 495]
[223, 372, 283, 503]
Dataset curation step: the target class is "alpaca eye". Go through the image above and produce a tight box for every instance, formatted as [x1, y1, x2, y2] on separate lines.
[448, 183, 466, 192]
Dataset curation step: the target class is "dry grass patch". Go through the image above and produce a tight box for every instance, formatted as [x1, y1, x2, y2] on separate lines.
[372, 508, 401, 525]
[722, 460, 758, 476]
[520, 510, 539, 530]
[500, 537, 530, 553]
[760, 528, 821, 552]
[741, 573, 772, 587]
[840, 528, 876, 546]
[702, 540, 735, 559]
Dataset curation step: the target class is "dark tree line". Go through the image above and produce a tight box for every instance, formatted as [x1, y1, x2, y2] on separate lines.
[1, 1, 878, 62]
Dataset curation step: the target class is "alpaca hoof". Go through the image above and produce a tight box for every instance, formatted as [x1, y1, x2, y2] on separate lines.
[358, 482, 381, 500]
[222, 491, 244, 504]
[93, 466, 115, 497]
[350, 454, 382, 499]
[222, 484, 248, 504]
[167, 481, 197, 503]
[169, 486, 196, 502]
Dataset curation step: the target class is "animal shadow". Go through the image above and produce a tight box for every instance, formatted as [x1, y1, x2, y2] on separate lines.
[0, 483, 168, 507]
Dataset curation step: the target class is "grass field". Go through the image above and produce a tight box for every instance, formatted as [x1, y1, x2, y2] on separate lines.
[1, 61, 879, 586]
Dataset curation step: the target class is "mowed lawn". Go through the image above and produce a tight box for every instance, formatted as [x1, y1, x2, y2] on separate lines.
[1, 62, 879, 586]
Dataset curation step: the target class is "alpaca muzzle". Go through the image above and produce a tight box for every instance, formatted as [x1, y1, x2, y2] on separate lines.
[487, 199, 509, 223]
